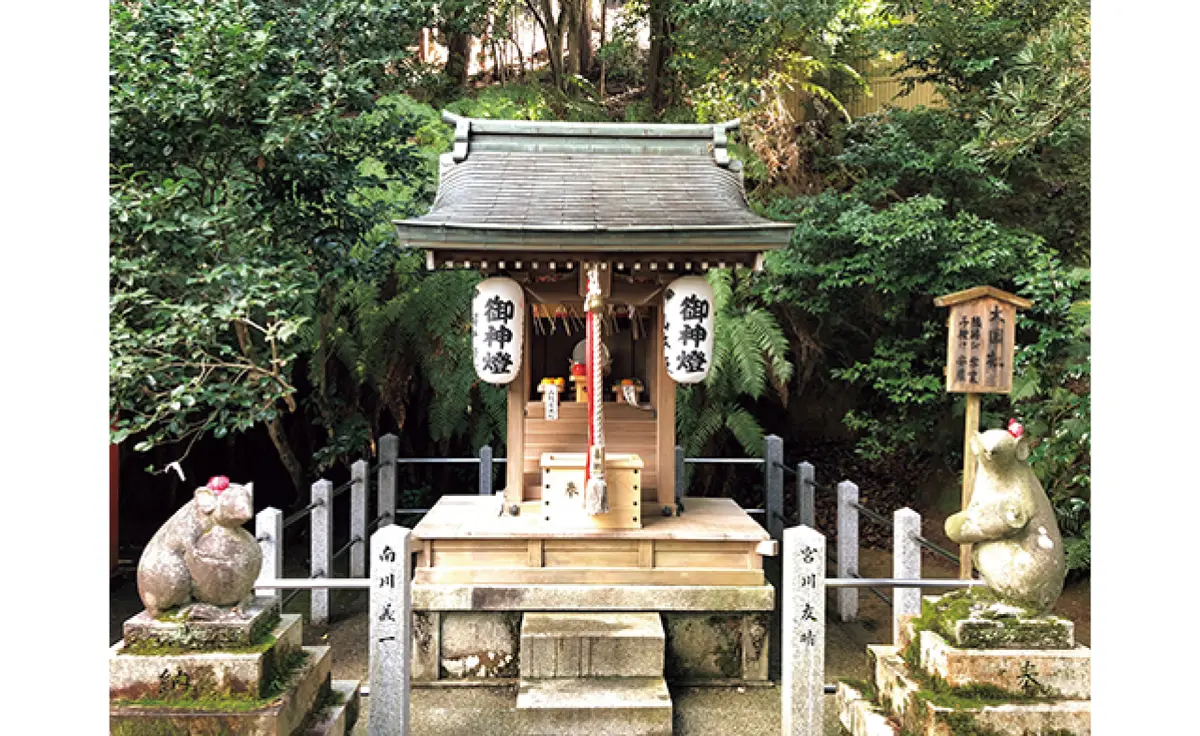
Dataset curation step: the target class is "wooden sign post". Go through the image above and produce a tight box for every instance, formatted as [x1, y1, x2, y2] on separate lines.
[933, 286, 1031, 578]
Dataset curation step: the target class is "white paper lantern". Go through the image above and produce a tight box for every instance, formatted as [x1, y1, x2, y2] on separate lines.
[472, 277, 524, 384]
[663, 276, 715, 384]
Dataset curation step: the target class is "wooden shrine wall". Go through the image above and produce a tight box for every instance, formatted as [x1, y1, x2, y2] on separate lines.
[522, 402, 658, 501]
[505, 298, 676, 509]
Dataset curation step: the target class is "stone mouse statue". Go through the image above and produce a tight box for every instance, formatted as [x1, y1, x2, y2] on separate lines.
[137, 476, 262, 618]
[944, 421, 1066, 613]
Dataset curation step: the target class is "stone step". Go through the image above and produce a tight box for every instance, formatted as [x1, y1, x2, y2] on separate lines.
[868, 644, 1091, 736]
[836, 681, 899, 736]
[516, 676, 672, 736]
[109, 613, 303, 700]
[110, 644, 332, 736]
[916, 627, 1091, 700]
[303, 679, 362, 736]
[520, 612, 664, 678]
[122, 597, 282, 651]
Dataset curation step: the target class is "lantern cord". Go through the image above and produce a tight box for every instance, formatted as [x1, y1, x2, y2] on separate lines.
[584, 263, 609, 516]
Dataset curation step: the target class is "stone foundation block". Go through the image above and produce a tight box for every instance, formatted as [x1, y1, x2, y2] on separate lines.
[438, 611, 520, 679]
[110, 614, 303, 700]
[516, 676, 672, 735]
[110, 644, 333, 736]
[837, 681, 899, 736]
[663, 612, 769, 682]
[122, 597, 281, 652]
[302, 679, 361, 736]
[411, 611, 441, 681]
[520, 612, 664, 678]
[919, 628, 1091, 699]
[869, 646, 923, 725]
[921, 594, 1075, 649]
[870, 644, 1090, 736]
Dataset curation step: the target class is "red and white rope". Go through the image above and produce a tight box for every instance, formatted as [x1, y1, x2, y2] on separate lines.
[585, 265, 607, 515]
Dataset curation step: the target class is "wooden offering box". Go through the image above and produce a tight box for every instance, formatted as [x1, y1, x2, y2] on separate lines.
[541, 452, 644, 529]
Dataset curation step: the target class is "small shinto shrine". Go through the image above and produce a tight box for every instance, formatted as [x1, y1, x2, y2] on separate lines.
[392, 113, 795, 732]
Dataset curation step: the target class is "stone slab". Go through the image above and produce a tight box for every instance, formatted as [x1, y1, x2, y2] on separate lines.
[919, 628, 1090, 699]
[868, 646, 914, 718]
[413, 583, 774, 612]
[412, 610, 441, 681]
[303, 679, 361, 736]
[516, 676, 672, 735]
[520, 612, 664, 678]
[110, 614, 302, 700]
[953, 614, 1075, 649]
[870, 644, 1090, 736]
[110, 644, 332, 736]
[440, 611, 520, 678]
[664, 613, 746, 680]
[922, 593, 1075, 649]
[122, 596, 281, 651]
[837, 681, 900, 736]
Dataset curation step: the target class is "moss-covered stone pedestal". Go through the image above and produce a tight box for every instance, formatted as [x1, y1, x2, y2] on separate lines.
[836, 591, 1091, 736]
[109, 598, 361, 736]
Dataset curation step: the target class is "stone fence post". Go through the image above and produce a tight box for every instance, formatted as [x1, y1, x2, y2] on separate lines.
[368, 524, 412, 736]
[797, 461, 815, 528]
[377, 433, 398, 528]
[350, 460, 368, 579]
[254, 507, 283, 606]
[836, 480, 859, 622]
[783, 524, 825, 735]
[479, 445, 493, 495]
[764, 435, 784, 541]
[893, 507, 922, 645]
[311, 479, 332, 626]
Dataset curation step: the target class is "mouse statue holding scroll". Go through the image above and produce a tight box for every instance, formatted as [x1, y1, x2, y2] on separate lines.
[137, 476, 262, 618]
[944, 421, 1066, 613]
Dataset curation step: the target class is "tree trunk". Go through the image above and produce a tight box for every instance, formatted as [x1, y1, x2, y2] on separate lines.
[646, 0, 673, 113]
[578, 0, 593, 76]
[446, 29, 471, 87]
[599, 0, 607, 98]
[529, 0, 565, 89]
[266, 415, 308, 506]
[565, 0, 580, 77]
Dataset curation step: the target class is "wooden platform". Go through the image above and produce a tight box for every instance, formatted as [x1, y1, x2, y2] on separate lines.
[411, 497, 776, 587]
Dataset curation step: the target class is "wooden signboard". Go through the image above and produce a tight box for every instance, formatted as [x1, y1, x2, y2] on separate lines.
[934, 286, 1031, 394]
[934, 286, 1032, 579]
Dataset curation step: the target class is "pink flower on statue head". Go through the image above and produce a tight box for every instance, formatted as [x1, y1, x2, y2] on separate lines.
[207, 475, 231, 493]
[1007, 418, 1024, 439]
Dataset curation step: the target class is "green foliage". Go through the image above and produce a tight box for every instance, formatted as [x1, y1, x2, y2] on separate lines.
[880, 0, 1071, 96]
[677, 270, 794, 461]
[597, 9, 646, 87]
[755, 106, 1088, 568]
[966, 2, 1090, 165]
[445, 81, 609, 122]
[109, 1, 499, 490]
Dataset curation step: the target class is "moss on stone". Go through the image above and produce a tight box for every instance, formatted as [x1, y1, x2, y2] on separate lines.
[109, 721, 240, 736]
[900, 637, 1050, 709]
[113, 650, 310, 712]
[839, 677, 877, 703]
[122, 632, 278, 658]
[128, 608, 282, 654]
[935, 713, 1081, 736]
[911, 589, 1070, 649]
